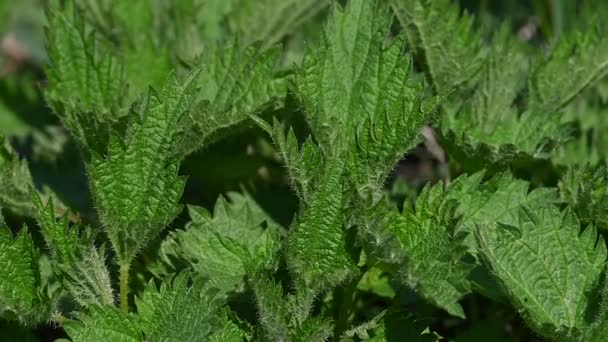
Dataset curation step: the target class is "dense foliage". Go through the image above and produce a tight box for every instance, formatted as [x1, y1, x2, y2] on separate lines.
[1, 0, 608, 341]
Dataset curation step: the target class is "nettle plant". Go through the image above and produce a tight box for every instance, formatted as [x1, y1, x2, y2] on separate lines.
[1, 0, 608, 341]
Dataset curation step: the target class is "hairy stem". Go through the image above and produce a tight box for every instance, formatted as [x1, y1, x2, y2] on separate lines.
[120, 263, 130, 312]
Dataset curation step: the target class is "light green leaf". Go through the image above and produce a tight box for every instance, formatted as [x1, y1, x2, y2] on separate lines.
[161, 192, 283, 292]
[151, 0, 329, 60]
[466, 26, 527, 127]
[65, 273, 238, 341]
[357, 267, 396, 299]
[477, 206, 607, 338]
[295, 316, 334, 342]
[443, 172, 558, 300]
[447, 171, 559, 251]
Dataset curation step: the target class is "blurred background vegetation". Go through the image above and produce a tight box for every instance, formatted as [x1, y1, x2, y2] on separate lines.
[0, 0, 606, 340]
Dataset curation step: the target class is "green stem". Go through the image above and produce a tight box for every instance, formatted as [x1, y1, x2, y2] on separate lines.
[334, 277, 359, 338]
[120, 263, 130, 312]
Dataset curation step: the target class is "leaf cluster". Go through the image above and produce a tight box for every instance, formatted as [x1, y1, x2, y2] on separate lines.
[0, 0, 607, 341]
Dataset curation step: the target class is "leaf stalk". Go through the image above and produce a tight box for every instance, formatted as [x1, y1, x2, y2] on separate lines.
[120, 263, 130, 312]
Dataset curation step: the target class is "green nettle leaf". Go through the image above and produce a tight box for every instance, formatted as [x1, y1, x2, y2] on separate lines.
[77, 0, 172, 98]
[252, 274, 332, 342]
[179, 41, 286, 155]
[165, 0, 306, 61]
[64, 273, 240, 341]
[58, 245, 115, 308]
[363, 185, 471, 318]
[114, 14, 172, 97]
[77, 0, 155, 45]
[155, 0, 214, 60]
[439, 21, 608, 172]
[99, 0, 327, 61]
[466, 27, 527, 124]
[63, 305, 141, 342]
[446, 172, 558, 251]
[437, 28, 572, 172]
[287, 158, 356, 290]
[559, 165, 608, 230]
[477, 206, 607, 338]
[252, 275, 291, 341]
[0, 224, 51, 325]
[528, 24, 608, 113]
[0, 136, 35, 216]
[228, 0, 330, 49]
[208, 312, 249, 342]
[159, 192, 283, 292]
[45, 0, 124, 154]
[32, 193, 78, 265]
[8, 0, 608, 338]
[33, 193, 114, 307]
[346, 43, 442, 195]
[391, 0, 485, 93]
[295, 316, 334, 342]
[397, 2, 606, 174]
[254, 118, 324, 202]
[296, 0, 396, 146]
[291, 0, 440, 194]
[443, 172, 559, 300]
[89, 70, 198, 265]
[553, 101, 608, 168]
[274, 0, 443, 290]
[440, 110, 570, 173]
[136, 273, 231, 341]
[584, 270, 608, 341]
